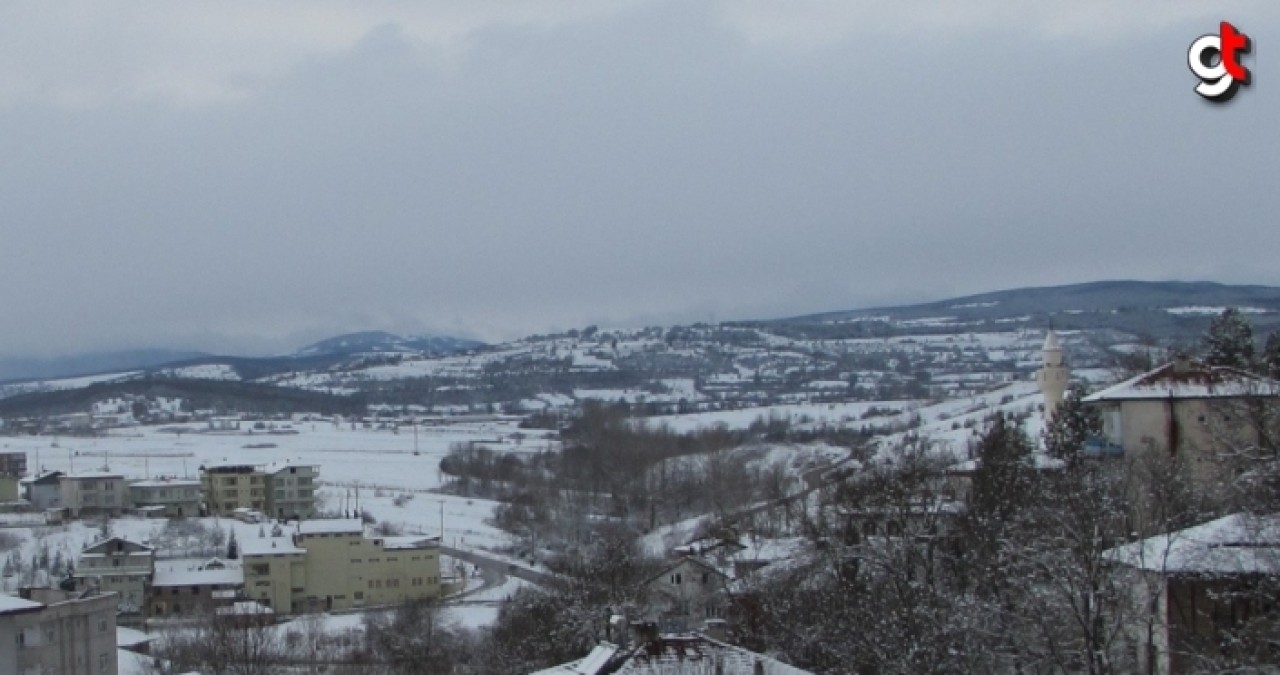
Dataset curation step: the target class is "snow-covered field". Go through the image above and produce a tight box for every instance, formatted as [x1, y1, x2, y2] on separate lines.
[0, 421, 534, 566]
[637, 400, 916, 434]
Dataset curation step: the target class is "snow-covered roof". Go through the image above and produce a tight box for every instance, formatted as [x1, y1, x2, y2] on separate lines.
[152, 559, 244, 587]
[1084, 361, 1279, 402]
[381, 536, 440, 550]
[530, 643, 620, 675]
[116, 626, 152, 649]
[239, 536, 304, 556]
[297, 519, 364, 536]
[259, 460, 318, 474]
[216, 600, 273, 616]
[62, 471, 124, 480]
[1105, 513, 1280, 575]
[130, 479, 201, 488]
[0, 594, 43, 615]
[20, 470, 61, 485]
[946, 453, 1066, 474]
[612, 634, 814, 674]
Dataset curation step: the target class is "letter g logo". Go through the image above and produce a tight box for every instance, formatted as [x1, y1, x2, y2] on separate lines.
[1189, 22, 1252, 103]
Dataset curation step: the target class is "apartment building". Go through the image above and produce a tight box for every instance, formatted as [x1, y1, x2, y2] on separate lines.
[20, 471, 63, 511]
[128, 477, 201, 518]
[200, 462, 267, 516]
[0, 588, 118, 675]
[261, 462, 318, 520]
[242, 519, 441, 614]
[74, 537, 154, 620]
[59, 472, 128, 518]
[200, 461, 318, 519]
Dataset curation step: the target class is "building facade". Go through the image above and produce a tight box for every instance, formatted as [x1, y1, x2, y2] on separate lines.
[20, 471, 63, 511]
[74, 537, 154, 620]
[201, 462, 319, 519]
[148, 558, 244, 618]
[242, 520, 441, 615]
[59, 472, 128, 518]
[128, 478, 201, 518]
[261, 462, 318, 520]
[200, 463, 267, 516]
[0, 588, 118, 675]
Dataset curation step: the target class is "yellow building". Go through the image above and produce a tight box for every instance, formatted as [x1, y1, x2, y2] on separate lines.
[200, 463, 267, 516]
[200, 461, 318, 519]
[241, 520, 441, 614]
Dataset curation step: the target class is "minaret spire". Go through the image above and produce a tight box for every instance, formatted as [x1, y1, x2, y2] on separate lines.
[1037, 326, 1069, 420]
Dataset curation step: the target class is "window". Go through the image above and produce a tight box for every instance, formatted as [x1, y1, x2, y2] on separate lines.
[250, 564, 270, 575]
[354, 591, 364, 600]
[100, 653, 110, 672]
[98, 616, 107, 632]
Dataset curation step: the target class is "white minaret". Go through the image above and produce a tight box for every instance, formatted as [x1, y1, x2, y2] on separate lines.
[1036, 328, 1069, 421]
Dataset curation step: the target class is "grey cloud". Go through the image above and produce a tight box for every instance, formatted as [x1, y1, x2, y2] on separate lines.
[0, 2, 1277, 356]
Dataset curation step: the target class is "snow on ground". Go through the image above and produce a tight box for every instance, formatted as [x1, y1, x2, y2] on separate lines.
[638, 400, 916, 434]
[1166, 306, 1271, 315]
[0, 422, 527, 560]
[158, 364, 240, 380]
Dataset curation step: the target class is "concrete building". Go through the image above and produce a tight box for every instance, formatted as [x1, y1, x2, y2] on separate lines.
[20, 471, 63, 511]
[261, 462, 319, 520]
[74, 537, 154, 620]
[200, 462, 267, 516]
[0, 452, 28, 478]
[1105, 513, 1280, 675]
[639, 557, 731, 633]
[148, 558, 244, 618]
[1083, 359, 1277, 473]
[0, 588, 118, 675]
[59, 472, 128, 518]
[201, 461, 319, 519]
[242, 520, 441, 615]
[1083, 358, 1279, 532]
[128, 477, 201, 518]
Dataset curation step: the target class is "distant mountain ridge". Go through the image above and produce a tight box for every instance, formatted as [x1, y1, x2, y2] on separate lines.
[0, 331, 485, 384]
[775, 280, 1280, 338]
[295, 331, 484, 358]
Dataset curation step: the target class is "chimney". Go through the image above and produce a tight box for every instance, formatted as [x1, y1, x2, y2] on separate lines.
[1173, 353, 1192, 373]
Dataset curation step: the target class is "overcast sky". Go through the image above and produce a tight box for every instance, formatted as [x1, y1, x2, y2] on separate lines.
[1, 1, 1278, 356]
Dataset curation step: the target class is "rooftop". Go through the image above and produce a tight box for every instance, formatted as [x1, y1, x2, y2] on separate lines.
[1084, 360, 1280, 403]
[130, 478, 201, 488]
[152, 559, 244, 587]
[1105, 512, 1280, 575]
[296, 519, 364, 536]
[239, 536, 304, 557]
[0, 594, 44, 615]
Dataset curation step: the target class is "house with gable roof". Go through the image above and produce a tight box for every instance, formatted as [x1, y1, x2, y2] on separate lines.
[1083, 357, 1278, 472]
[1105, 512, 1280, 675]
[639, 557, 732, 633]
[74, 536, 154, 621]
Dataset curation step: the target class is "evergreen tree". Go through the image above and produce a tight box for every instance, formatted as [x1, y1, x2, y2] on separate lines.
[1203, 307, 1255, 369]
[227, 531, 239, 560]
[1263, 330, 1280, 379]
[1043, 383, 1103, 467]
